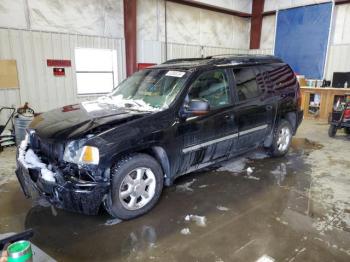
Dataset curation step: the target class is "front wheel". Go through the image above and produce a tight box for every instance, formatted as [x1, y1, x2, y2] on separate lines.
[268, 119, 293, 157]
[328, 125, 337, 137]
[105, 154, 164, 220]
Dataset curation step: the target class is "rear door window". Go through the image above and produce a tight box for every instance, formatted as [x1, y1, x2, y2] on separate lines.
[233, 67, 262, 101]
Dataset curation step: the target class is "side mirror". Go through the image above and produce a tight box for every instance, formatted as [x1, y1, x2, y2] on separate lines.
[183, 99, 210, 117]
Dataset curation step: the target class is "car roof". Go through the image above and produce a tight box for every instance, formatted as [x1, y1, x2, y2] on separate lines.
[151, 54, 284, 70]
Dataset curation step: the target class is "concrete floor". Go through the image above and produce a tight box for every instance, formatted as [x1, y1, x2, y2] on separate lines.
[0, 120, 350, 262]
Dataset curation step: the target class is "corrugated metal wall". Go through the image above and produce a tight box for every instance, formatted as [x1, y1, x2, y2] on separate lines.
[142, 41, 274, 61]
[0, 28, 125, 124]
[166, 43, 202, 59]
[325, 44, 350, 80]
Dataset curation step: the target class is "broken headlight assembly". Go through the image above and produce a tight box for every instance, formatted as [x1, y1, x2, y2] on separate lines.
[63, 139, 100, 165]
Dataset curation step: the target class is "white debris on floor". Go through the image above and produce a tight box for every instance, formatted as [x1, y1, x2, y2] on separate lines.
[198, 184, 208, 188]
[185, 214, 207, 227]
[176, 179, 197, 192]
[216, 206, 229, 211]
[218, 157, 248, 173]
[104, 218, 123, 226]
[245, 176, 260, 181]
[256, 254, 275, 262]
[243, 167, 260, 180]
[180, 228, 191, 235]
[275, 217, 288, 225]
[246, 167, 254, 175]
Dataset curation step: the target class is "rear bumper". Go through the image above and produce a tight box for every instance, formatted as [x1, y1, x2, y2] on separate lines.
[15, 147, 109, 215]
[295, 110, 304, 134]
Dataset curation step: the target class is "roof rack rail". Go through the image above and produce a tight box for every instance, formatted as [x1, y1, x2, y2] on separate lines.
[162, 57, 209, 64]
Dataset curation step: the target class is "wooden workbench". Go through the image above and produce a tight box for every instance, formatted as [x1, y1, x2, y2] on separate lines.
[300, 86, 350, 120]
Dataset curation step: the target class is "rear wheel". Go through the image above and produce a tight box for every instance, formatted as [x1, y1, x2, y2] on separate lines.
[328, 125, 337, 137]
[344, 127, 350, 135]
[105, 154, 164, 220]
[268, 119, 293, 157]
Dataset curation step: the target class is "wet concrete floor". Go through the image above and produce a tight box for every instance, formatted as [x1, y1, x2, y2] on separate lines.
[0, 120, 350, 261]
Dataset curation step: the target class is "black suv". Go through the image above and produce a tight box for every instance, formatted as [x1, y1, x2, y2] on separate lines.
[16, 55, 303, 219]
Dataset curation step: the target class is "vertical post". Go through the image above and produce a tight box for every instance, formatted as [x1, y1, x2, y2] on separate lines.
[124, 0, 137, 76]
[250, 0, 265, 49]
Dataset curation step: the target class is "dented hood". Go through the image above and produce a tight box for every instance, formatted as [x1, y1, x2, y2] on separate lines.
[29, 101, 151, 140]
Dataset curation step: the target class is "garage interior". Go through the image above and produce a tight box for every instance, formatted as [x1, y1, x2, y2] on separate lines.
[0, 0, 350, 261]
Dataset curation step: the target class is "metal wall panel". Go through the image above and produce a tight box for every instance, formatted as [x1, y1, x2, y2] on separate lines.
[165, 42, 202, 60]
[264, 0, 331, 12]
[247, 49, 274, 55]
[325, 44, 350, 81]
[0, 28, 125, 125]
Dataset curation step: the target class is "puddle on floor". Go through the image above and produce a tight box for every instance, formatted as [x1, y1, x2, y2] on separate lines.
[1, 137, 349, 262]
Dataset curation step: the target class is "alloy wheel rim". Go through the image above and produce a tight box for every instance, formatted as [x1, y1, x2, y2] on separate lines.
[119, 167, 156, 211]
[277, 126, 291, 152]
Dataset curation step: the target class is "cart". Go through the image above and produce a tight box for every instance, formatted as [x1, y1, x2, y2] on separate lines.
[328, 93, 350, 137]
[0, 107, 16, 151]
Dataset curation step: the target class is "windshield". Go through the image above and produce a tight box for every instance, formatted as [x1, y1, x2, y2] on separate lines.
[103, 69, 188, 111]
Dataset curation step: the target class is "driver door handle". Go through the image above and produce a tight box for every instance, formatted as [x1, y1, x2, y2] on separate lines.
[266, 105, 273, 111]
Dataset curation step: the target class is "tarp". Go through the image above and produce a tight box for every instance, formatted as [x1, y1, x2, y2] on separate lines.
[274, 3, 332, 79]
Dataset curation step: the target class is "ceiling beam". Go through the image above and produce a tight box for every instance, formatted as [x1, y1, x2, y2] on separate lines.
[166, 0, 251, 18]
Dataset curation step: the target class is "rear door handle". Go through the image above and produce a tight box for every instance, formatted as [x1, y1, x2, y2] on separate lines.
[266, 105, 273, 111]
[224, 114, 234, 121]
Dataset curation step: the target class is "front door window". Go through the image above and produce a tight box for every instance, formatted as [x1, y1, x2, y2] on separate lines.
[188, 69, 231, 110]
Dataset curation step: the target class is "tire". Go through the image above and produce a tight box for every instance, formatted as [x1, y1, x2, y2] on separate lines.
[105, 154, 164, 220]
[268, 119, 293, 157]
[328, 125, 337, 137]
[344, 127, 350, 135]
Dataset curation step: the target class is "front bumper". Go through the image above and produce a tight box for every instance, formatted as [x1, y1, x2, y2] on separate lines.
[15, 143, 109, 215]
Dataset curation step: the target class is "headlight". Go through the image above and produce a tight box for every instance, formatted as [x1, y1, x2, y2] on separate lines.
[63, 140, 99, 165]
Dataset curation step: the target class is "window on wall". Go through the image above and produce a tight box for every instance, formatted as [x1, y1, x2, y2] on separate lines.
[75, 48, 118, 95]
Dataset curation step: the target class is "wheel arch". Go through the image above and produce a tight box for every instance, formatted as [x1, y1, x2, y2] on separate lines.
[107, 145, 171, 186]
[264, 110, 297, 147]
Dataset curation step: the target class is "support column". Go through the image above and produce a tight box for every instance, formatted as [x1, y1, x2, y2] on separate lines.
[250, 0, 265, 49]
[124, 0, 137, 76]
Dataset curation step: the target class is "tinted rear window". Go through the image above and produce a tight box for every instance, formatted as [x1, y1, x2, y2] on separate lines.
[233, 67, 262, 101]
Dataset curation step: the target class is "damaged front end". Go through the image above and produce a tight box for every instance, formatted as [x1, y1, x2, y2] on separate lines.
[15, 131, 110, 215]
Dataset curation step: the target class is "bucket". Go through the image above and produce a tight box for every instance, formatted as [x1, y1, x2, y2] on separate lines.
[14, 114, 33, 145]
[7, 240, 33, 262]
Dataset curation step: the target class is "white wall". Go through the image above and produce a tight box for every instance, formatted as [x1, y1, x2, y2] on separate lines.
[0, 28, 125, 119]
[0, 0, 125, 124]
[137, 0, 251, 64]
[264, 0, 331, 12]
[260, 15, 276, 50]
[325, 3, 350, 80]
[0, 0, 124, 38]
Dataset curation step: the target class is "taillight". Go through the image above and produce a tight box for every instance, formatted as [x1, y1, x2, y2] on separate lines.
[296, 87, 302, 109]
[344, 109, 350, 119]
